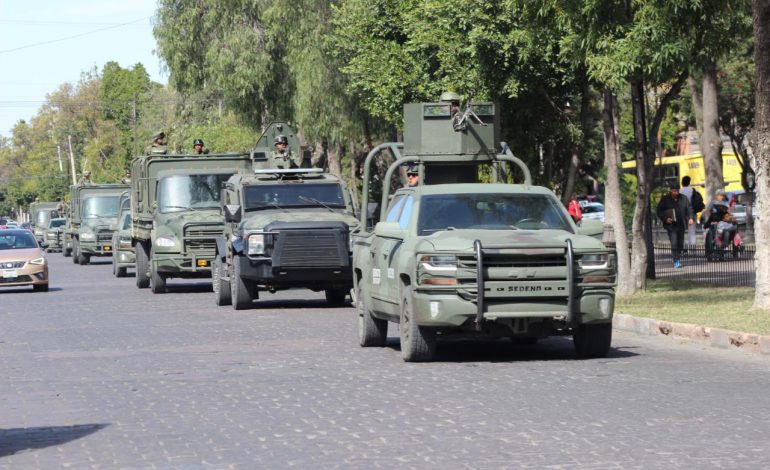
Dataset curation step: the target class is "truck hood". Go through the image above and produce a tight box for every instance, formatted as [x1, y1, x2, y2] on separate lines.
[242, 209, 359, 231]
[157, 210, 223, 228]
[415, 228, 605, 253]
[81, 217, 118, 231]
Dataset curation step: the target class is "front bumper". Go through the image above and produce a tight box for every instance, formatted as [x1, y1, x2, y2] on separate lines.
[236, 254, 353, 289]
[152, 252, 213, 277]
[0, 263, 48, 288]
[79, 241, 114, 256]
[115, 248, 136, 268]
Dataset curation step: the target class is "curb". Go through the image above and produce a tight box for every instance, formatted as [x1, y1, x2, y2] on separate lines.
[613, 313, 770, 356]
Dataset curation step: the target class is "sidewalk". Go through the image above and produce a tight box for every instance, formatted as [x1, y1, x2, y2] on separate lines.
[614, 313, 770, 355]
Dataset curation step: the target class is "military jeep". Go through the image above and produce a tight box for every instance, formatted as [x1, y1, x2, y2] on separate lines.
[353, 100, 616, 362]
[214, 168, 359, 309]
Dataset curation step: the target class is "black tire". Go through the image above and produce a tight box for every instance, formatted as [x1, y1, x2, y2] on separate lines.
[399, 286, 436, 362]
[357, 283, 387, 347]
[573, 322, 612, 359]
[213, 255, 232, 306]
[77, 251, 90, 265]
[325, 288, 348, 307]
[63, 245, 71, 257]
[135, 242, 150, 289]
[230, 257, 254, 310]
[511, 337, 539, 346]
[71, 240, 79, 264]
[33, 283, 49, 292]
[116, 266, 127, 278]
[150, 266, 166, 294]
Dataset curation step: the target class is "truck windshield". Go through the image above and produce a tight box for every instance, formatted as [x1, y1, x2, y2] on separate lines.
[244, 183, 345, 210]
[82, 196, 119, 218]
[35, 211, 51, 225]
[48, 219, 66, 228]
[158, 174, 231, 213]
[417, 193, 573, 235]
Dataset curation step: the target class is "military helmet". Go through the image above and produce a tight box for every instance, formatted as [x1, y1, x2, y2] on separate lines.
[274, 135, 289, 145]
[152, 131, 166, 141]
[83, 171, 91, 177]
[406, 164, 419, 175]
[439, 91, 461, 103]
[193, 139, 204, 146]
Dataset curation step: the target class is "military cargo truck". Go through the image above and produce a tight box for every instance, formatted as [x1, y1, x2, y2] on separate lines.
[214, 167, 359, 309]
[30, 201, 59, 243]
[68, 183, 129, 265]
[353, 99, 616, 362]
[130, 152, 253, 292]
[111, 192, 134, 277]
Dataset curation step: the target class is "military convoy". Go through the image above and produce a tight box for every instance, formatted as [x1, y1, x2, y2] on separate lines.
[30, 201, 59, 244]
[129, 151, 253, 293]
[212, 123, 358, 309]
[352, 98, 616, 361]
[67, 184, 129, 265]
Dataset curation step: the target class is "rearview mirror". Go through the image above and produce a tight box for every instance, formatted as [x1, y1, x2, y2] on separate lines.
[374, 221, 405, 239]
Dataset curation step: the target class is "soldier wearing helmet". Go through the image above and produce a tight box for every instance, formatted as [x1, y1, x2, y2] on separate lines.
[440, 91, 461, 116]
[404, 164, 420, 187]
[146, 131, 167, 155]
[270, 134, 296, 169]
[192, 138, 209, 155]
[79, 170, 93, 186]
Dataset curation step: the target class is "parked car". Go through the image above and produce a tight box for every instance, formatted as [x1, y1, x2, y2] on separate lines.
[0, 229, 49, 292]
[728, 189, 754, 225]
[581, 202, 605, 222]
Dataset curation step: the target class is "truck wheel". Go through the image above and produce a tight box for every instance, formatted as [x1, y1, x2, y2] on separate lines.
[213, 256, 232, 306]
[77, 251, 90, 265]
[230, 257, 254, 310]
[399, 286, 436, 362]
[150, 264, 167, 294]
[72, 241, 79, 264]
[116, 266, 127, 278]
[325, 288, 348, 307]
[357, 283, 387, 347]
[63, 245, 71, 257]
[573, 323, 612, 359]
[135, 243, 150, 289]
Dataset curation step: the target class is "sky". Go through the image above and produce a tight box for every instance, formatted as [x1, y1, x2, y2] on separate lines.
[0, 0, 165, 138]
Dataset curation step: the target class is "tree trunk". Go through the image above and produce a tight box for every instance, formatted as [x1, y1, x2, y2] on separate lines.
[752, 0, 770, 309]
[688, 75, 704, 139]
[629, 78, 651, 291]
[328, 141, 343, 178]
[561, 78, 591, 206]
[701, 60, 724, 201]
[602, 89, 634, 297]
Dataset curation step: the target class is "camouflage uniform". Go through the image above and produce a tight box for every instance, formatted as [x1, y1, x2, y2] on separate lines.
[146, 131, 167, 155]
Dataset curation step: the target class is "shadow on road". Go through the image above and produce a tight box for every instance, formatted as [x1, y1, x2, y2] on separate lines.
[0, 423, 109, 457]
[384, 336, 639, 363]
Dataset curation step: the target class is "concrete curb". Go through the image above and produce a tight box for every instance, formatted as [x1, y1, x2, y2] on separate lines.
[613, 313, 770, 356]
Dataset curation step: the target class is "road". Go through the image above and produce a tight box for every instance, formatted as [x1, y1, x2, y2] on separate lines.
[2, 254, 770, 468]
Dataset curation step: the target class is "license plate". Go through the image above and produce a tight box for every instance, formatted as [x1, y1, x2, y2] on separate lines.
[3, 270, 17, 278]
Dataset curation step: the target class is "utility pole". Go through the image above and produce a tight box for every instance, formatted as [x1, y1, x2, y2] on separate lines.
[67, 135, 77, 185]
[56, 145, 63, 172]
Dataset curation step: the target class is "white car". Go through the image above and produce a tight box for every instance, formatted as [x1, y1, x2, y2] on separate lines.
[581, 202, 605, 222]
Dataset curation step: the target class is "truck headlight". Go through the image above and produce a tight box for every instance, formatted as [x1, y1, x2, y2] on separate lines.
[80, 232, 95, 241]
[155, 236, 177, 247]
[578, 254, 608, 269]
[46, 233, 56, 239]
[420, 255, 458, 272]
[119, 236, 132, 250]
[247, 233, 265, 255]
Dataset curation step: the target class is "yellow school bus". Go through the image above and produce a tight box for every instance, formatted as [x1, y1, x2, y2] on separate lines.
[621, 153, 743, 192]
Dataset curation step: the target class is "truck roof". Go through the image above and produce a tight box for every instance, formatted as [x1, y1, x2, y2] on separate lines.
[403, 183, 554, 196]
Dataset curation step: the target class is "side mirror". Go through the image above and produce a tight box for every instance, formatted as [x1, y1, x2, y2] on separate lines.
[576, 219, 603, 237]
[224, 204, 242, 223]
[374, 221, 406, 239]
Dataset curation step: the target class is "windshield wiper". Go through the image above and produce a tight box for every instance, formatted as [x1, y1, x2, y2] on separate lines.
[298, 196, 336, 212]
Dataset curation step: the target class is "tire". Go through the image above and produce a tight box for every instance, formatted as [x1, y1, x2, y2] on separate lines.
[116, 266, 127, 277]
[357, 282, 387, 347]
[112, 258, 118, 277]
[573, 322, 612, 359]
[213, 255, 232, 306]
[325, 288, 348, 307]
[149, 251, 167, 294]
[63, 245, 71, 257]
[511, 337, 539, 346]
[33, 283, 49, 292]
[77, 251, 90, 265]
[72, 240, 79, 264]
[230, 256, 254, 310]
[399, 286, 436, 362]
[135, 242, 150, 289]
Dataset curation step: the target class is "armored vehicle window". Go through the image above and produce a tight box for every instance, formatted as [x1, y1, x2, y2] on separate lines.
[121, 212, 131, 230]
[158, 174, 230, 213]
[399, 196, 414, 229]
[48, 219, 66, 228]
[417, 193, 572, 235]
[243, 183, 345, 210]
[82, 196, 120, 218]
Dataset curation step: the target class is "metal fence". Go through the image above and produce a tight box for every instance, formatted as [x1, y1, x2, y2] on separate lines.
[652, 242, 755, 287]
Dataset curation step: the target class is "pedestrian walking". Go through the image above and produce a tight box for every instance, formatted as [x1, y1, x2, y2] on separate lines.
[657, 182, 695, 268]
[678, 176, 704, 248]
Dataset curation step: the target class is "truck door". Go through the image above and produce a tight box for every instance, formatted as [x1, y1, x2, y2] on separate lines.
[369, 195, 404, 314]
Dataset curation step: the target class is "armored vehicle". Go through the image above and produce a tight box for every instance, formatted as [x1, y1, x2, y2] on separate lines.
[43, 217, 67, 252]
[130, 152, 253, 292]
[214, 167, 359, 309]
[68, 183, 129, 265]
[111, 192, 134, 277]
[353, 100, 615, 362]
[30, 201, 59, 244]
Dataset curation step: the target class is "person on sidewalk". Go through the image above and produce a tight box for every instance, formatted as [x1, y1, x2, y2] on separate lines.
[657, 182, 695, 268]
[678, 176, 704, 249]
[568, 193, 582, 224]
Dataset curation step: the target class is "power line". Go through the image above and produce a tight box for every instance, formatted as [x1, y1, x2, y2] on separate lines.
[0, 17, 151, 55]
[0, 19, 133, 26]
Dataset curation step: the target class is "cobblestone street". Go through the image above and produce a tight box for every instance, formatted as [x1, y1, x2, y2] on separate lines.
[2, 255, 770, 468]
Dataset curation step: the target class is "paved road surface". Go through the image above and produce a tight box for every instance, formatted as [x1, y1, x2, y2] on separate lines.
[1, 255, 770, 468]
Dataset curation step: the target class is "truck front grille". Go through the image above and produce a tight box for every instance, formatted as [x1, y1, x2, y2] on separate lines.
[184, 223, 224, 257]
[97, 230, 114, 243]
[273, 230, 346, 268]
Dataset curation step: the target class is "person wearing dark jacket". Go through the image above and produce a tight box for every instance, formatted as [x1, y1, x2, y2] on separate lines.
[657, 183, 694, 268]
